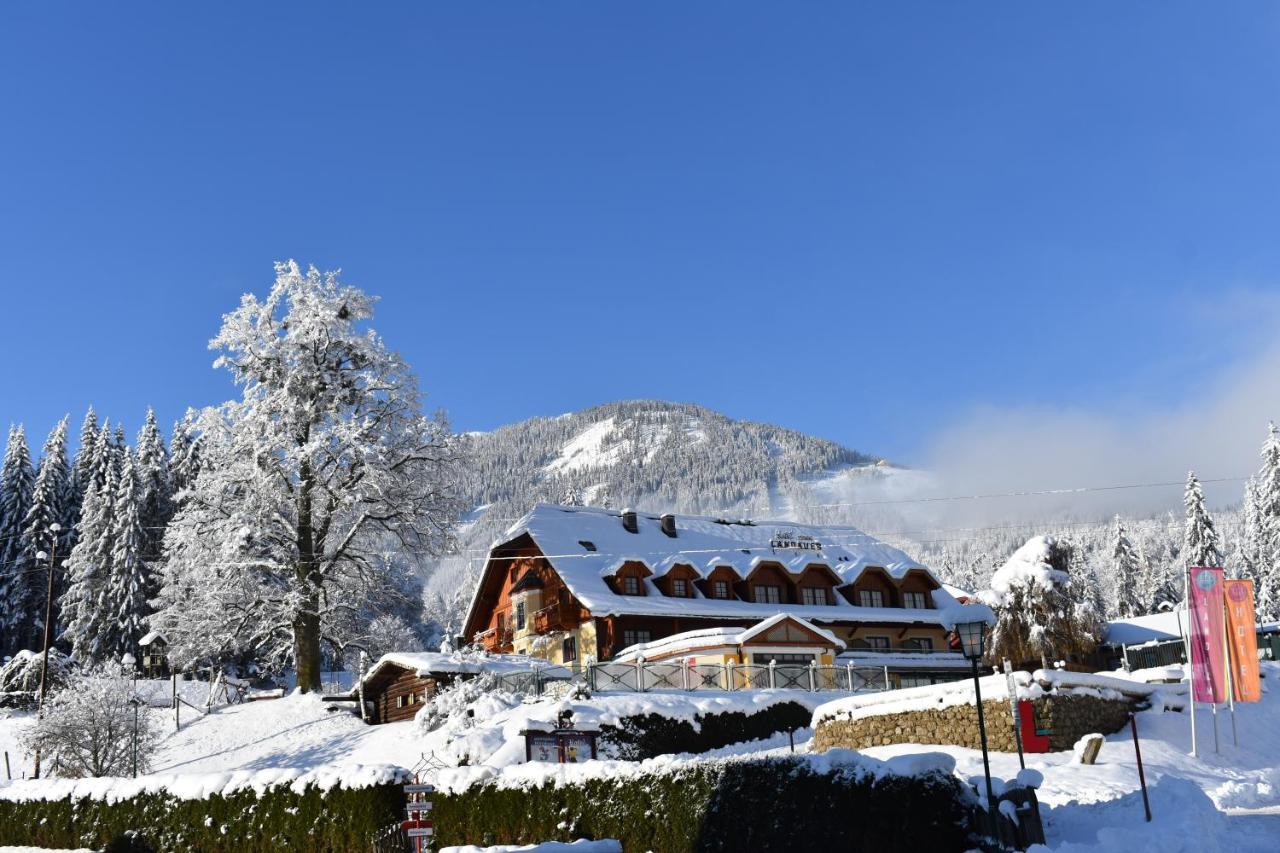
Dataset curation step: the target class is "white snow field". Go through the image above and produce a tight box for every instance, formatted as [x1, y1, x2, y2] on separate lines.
[1, 666, 1279, 851]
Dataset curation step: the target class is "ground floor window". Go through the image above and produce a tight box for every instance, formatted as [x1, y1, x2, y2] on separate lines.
[898, 674, 935, 688]
[902, 637, 934, 651]
[562, 636, 577, 662]
[622, 629, 652, 648]
[751, 652, 815, 665]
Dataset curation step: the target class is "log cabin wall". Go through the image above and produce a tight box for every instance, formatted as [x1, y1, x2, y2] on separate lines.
[371, 666, 441, 724]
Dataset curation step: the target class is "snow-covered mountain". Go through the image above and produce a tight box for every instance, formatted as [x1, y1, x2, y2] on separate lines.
[462, 399, 908, 522]
[423, 401, 930, 630]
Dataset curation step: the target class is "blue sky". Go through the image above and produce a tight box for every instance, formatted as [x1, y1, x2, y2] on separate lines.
[3, 3, 1280, 465]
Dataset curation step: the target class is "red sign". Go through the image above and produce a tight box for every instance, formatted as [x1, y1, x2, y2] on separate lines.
[401, 819, 433, 831]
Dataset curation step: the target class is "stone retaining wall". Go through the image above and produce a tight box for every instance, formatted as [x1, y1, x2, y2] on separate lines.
[814, 693, 1132, 754]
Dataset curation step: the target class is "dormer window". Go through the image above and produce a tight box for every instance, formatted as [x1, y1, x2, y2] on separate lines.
[579, 540, 597, 552]
[672, 578, 689, 598]
[712, 580, 730, 599]
[622, 576, 641, 595]
[903, 591, 928, 609]
[801, 587, 830, 606]
[858, 590, 884, 608]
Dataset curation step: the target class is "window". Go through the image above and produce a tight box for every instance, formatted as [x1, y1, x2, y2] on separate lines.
[752, 652, 814, 665]
[713, 580, 730, 599]
[672, 578, 689, 597]
[902, 637, 934, 651]
[864, 636, 890, 650]
[396, 695, 406, 709]
[562, 636, 577, 662]
[622, 576, 641, 595]
[900, 675, 935, 688]
[903, 591, 928, 609]
[858, 590, 885, 608]
[515, 600, 526, 630]
[509, 566, 518, 582]
[497, 613, 506, 635]
[753, 585, 782, 604]
[623, 629, 652, 648]
[801, 587, 829, 606]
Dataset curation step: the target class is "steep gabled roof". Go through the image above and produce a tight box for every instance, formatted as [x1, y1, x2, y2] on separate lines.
[475, 503, 957, 625]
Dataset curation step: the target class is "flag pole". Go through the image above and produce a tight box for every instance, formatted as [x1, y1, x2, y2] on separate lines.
[1184, 567, 1197, 758]
[1222, 581, 1239, 747]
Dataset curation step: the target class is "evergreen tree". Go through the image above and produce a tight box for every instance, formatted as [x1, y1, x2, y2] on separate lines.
[134, 407, 173, 573]
[1256, 424, 1280, 622]
[1235, 477, 1265, 582]
[60, 466, 118, 664]
[69, 406, 99, 519]
[1111, 516, 1144, 618]
[103, 452, 150, 660]
[0, 426, 35, 654]
[169, 409, 202, 503]
[1183, 471, 1223, 569]
[17, 418, 73, 650]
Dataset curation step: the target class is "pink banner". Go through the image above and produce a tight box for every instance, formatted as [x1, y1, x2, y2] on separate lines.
[1189, 566, 1227, 703]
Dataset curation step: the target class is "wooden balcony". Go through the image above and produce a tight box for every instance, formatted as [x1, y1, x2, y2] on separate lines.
[533, 602, 579, 634]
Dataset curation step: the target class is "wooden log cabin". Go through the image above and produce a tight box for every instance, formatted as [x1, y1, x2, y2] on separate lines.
[462, 504, 977, 687]
[358, 651, 572, 724]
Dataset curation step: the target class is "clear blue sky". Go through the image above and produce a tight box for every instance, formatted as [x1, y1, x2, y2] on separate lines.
[3, 3, 1279, 462]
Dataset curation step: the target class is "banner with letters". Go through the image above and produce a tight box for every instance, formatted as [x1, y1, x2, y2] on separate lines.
[1188, 566, 1227, 703]
[1224, 579, 1262, 702]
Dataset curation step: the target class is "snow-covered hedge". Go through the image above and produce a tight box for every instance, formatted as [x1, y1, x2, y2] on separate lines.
[0, 771, 406, 852]
[431, 751, 977, 852]
[599, 700, 811, 760]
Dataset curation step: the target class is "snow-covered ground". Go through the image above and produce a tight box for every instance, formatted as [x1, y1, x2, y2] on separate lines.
[1, 669, 1279, 851]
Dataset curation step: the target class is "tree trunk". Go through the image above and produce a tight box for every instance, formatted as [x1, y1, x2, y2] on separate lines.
[294, 600, 322, 693]
[294, 452, 323, 693]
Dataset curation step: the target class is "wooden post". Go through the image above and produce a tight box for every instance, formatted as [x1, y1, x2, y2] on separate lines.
[358, 650, 368, 723]
[1130, 713, 1152, 822]
[4, 751, 10, 781]
[173, 671, 180, 731]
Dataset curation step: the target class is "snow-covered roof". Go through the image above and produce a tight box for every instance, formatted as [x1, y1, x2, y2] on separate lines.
[613, 613, 845, 662]
[491, 503, 957, 625]
[139, 631, 165, 647]
[363, 651, 572, 686]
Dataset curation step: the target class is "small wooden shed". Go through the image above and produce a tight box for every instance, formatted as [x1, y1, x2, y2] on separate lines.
[358, 651, 572, 724]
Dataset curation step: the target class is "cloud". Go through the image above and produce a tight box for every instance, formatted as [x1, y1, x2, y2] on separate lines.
[915, 292, 1280, 526]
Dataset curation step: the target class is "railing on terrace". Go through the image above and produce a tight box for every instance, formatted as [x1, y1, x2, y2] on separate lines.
[583, 660, 893, 694]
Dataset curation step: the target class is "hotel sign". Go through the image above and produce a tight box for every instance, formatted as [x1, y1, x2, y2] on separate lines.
[769, 530, 823, 552]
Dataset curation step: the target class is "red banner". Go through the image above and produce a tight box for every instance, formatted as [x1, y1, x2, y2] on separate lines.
[1224, 579, 1262, 702]
[1188, 567, 1227, 703]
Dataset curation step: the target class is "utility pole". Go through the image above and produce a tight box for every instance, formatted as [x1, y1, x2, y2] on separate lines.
[33, 522, 63, 779]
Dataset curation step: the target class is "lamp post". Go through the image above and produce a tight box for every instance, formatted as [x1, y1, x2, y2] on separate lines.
[956, 619, 998, 845]
[32, 523, 62, 780]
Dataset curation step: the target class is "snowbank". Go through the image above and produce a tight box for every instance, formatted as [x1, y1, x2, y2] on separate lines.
[441, 842, 621, 853]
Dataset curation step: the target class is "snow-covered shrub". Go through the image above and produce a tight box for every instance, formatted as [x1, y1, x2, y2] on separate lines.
[22, 663, 160, 778]
[981, 536, 1102, 669]
[414, 673, 520, 734]
[358, 613, 424, 664]
[0, 649, 72, 708]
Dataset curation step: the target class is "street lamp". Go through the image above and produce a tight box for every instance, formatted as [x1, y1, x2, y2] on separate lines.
[956, 619, 998, 844]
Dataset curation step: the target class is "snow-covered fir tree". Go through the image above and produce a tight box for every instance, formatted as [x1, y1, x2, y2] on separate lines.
[1255, 424, 1280, 621]
[1183, 471, 1223, 570]
[68, 407, 99, 520]
[0, 425, 35, 654]
[168, 408, 202, 504]
[133, 407, 173, 574]
[1111, 516, 1144, 618]
[153, 262, 464, 691]
[102, 451, 151, 660]
[1234, 476, 1265, 582]
[16, 418, 73, 650]
[60, 464, 119, 665]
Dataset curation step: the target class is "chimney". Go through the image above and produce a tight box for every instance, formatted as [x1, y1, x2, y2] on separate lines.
[660, 514, 677, 538]
[621, 509, 638, 534]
